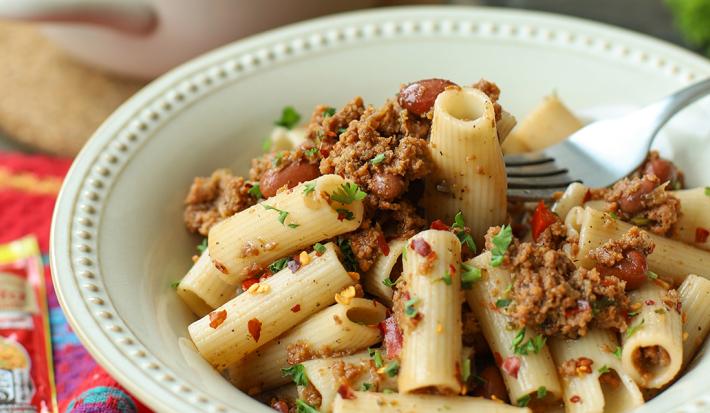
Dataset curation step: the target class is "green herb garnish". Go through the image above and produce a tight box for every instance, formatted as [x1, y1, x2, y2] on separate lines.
[262, 138, 271, 152]
[170, 281, 180, 290]
[625, 318, 645, 338]
[537, 386, 548, 399]
[370, 153, 386, 165]
[282, 364, 308, 386]
[495, 298, 511, 308]
[313, 243, 327, 255]
[384, 361, 400, 377]
[439, 269, 452, 285]
[368, 348, 384, 368]
[613, 346, 623, 359]
[630, 215, 651, 226]
[273, 151, 285, 167]
[197, 238, 208, 254]
[269, 257, 289, 273]
[460, 263, 481, 289]
[330, 182, 367, 204]
[263, 204, 297, 228]
[323, 107, 336, 117]
[304, 147, 318, 157]
[404, 297, 420, 318]
[302, 181, 316, 195]
[461, 358, 471, 383]
[382, 278, 397, 288]
[647, 270, 659, 280]
[360, 382, 373, 391]
[275, 106, 301, 129]
[598, 365, 611, 374]
[490, 225, 513, 267]
[513, 331, 546, 355]
[452, 212, 477, 253]
[248, 183, 263, 199]
[336, 208, 355, 221]
[295, 399, 319, 413]
[517, 394, 531, 407]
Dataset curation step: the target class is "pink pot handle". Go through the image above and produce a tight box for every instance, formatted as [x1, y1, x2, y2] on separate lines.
[0, 0, 156, 34]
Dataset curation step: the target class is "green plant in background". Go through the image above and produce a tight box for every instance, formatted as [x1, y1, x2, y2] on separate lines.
[666, 0, 710, 56]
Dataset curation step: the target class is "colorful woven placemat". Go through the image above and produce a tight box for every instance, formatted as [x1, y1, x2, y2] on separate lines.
[0, 152, 150, 413]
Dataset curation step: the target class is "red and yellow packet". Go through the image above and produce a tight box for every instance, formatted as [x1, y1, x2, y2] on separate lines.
[0, 236, 57, 412]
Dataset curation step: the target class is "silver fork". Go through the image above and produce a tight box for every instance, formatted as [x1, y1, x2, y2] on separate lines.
[505, 77, 710, 200]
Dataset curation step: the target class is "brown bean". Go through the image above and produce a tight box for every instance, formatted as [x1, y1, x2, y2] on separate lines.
[371, 173, 406, 201]
[472, 365, 509, 402]
[596, 250, 648, 290]
[644, 158, 677, 186]
[398, 78, 457, 116]
[619, 179, 656, 214]
[259, 161, 320, 198]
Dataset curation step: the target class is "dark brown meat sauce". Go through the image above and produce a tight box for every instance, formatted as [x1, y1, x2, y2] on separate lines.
[485, 224, 630, 338]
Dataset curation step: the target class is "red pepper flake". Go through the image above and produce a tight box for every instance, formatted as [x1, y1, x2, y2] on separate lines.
[291, 304, 301, 313]
[271, 400, 289, 413]
[449, 264, 456, 276]
[695, 227, 709, 243]
[209, 310, 227, 329]
[570, 395, 582, 403]
[583, 189, 592, 203]
[676, 301, 682, 314]
[247, 318, 262, 342]
[493, 351, 503, 367]
[410, 238, 432, 257]
[645, 299, 656, 305]
[501, 356, 521, 379]
[337, 384, 356, 400]
[430, 220, 450, 231]
[326, 130, 337, 138]
[380, 316, 404, 359]
[319, 147, 330, 158]
[241, 278, 259, 291]
[531, 200, 558, 241]
[377, 233, 390, 256]
[259, 270, 274, 282]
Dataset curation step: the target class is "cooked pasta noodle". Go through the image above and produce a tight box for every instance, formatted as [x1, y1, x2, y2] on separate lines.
[678, 274, 710, 369]
[176, 250, 236, 317]
[332, 391, 532, 413]
[671, 188, 710, 251]
[362, 239, 406, 307]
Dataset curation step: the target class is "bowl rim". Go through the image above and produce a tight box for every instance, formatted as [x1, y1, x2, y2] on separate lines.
[50, 5, 710, 413]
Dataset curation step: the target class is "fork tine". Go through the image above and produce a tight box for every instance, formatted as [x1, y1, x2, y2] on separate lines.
[507, 176, 579, 189]
[506, 167, 569, 178]
[504, 153, 555, 166]
[507, 187, 565, 201]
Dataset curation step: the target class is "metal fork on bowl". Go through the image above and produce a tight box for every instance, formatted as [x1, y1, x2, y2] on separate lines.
[505, 77, 710, 200]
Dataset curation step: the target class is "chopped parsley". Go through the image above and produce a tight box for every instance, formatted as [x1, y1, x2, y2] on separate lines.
[384, 361, 400, 377]
[313, 243, 327, 255]
[592, 297, 616, 316]
[304, 147, 319, 157]
[248, 183, 263, 199]
[490, 225, 513, 267]
[460, 263, 481, 289]
[273, 151, 285, 167]
[330, 182, 367, 204]
[598, 365, 611, 374]
[338, 127, 348, 134]
[627, 311, 640, 318]
[337, 238, 358, 272]
[382, 278, 397, 288]
[281, 364, 308, 386]
[705, 187, 710, 196]
[647, 270, 659, 280]
[613, 346, 623, 359]
[302, 181, 316, 195]
[275, 106, 301, 129]
[368, 348, 384, 368]
[170, 281, 180, 290]
[370, 153, 386, 165]
[360, 382, 373, 391]
[452, 212, 477, 253]
[336, 208, 355, 221]
[295, 399, 319, 413]
[630, 215, 651, 226]
[461, 358, 471, 382]
[262, 138, 271, 152]
[609, 211, 619, 220]
[512, 328, 526, 348]
[625, 318, 645, 338]
[404, 297, 420, 318]
[402, 245, 407, 261]
[513, 330, 547, 355]
[263, 204, 298, 228]
[196, 238, 208, 254]
[269, 257, 289, 273]
[517, 394, 531, 407]
[439, 269, 452, 285]
[537, 386, 548, 399]
[323, 107, 336, 117]
[495, 298, 511, 308]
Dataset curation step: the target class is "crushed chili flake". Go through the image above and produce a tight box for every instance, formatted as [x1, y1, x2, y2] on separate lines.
[430, 220, 451, 231]
[410, 238, 432, 257]
[570, 395, 582, 403]
[696, 227, 709, 243]
[209, 310, 227, 329]
[493, 351, 503, 366]
[676, 301, 682, 314]
[291, 304, 301, 313]
[645, 299, 656, 306]
[380, 316, 404, 359]
[501, 356, 521, 379]
[241, 278, 259, 291]
[337, 384, 357, 400]
[583, 189, 592, 203]
[377, 233, 390, 256]
[247, 318, 262, 342]
[449, 264, 457, 276]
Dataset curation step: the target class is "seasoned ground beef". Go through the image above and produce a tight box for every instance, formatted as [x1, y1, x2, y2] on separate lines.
[633, 150, 684, 190]
[300, 382, 322, 408]
[633, 345, 671, 383]
[588, 227, 654, 267]
[536, 221, 568, 251]
[471, 79, 502, 121]
[486, 226, 630, 337]
[183, 169, 256, 236]
[558, 357, 594, 377]
[604, 174, 681, 236]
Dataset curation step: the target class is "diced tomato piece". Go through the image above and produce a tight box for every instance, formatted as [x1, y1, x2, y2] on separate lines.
[501, 356, 521, 379]
[531, 200, 558, 241]
[337, 384, 356, 400]
[380, 316, 403, 359]
[241, 278, 259, 291]
[430, 220, 450, 231]
[377, 233, 390, 256]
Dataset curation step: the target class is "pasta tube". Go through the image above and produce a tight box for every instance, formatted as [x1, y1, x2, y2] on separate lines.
[423, 86, 507, 245]
[398, 230, 462, 394]
[576, 207, 710, 284]
[501, 94, 583, 154]
[208, 174, 364, 285]
[671, 188, 710, 251]
[678, 274, 710, 369]
[362, 239, 406, 306]
[176, 250, 236, 317]
[621, 282, 682, 388]
[464, 252, 562, 403]
[332, 391, 532, 413]
[549, 329, 643, 413]
[268, 126, 307, 152]
[228, 298, 386, 393]
[188, 242, 355, 369]
[552, 182, 589, 222]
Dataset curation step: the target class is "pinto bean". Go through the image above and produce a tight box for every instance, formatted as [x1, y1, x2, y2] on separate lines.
[371, 173, 406, 200]
[472, 365, 509, 402]
[398, 78, 457, 116]
[619, 179, 656, 214]
[259, 161, 320, 198]
[644, 158, 678, 186]
[596, 250, 648, 290]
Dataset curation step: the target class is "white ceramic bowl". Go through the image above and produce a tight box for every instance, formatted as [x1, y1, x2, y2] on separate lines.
[51, 6, 710, 413]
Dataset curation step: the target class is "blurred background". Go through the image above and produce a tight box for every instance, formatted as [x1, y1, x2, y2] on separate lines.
[0, 0, 707, 155]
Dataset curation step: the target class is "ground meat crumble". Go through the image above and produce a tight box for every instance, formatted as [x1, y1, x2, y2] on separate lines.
[183, 169, 256, 235]
[485, 226, 630, 338]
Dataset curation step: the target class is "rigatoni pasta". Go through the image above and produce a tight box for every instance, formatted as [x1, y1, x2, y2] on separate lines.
[671, 188, 710, 251]
[208, 174, 364, 285]
[362, 239, 406, 306]
[188, 242, 355, 369]
[677, 274, 710, 369]
[333, 391, 532, 413]
[176, 250, 236, 317]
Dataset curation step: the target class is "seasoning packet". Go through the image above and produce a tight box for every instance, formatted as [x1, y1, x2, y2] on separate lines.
[0, 236, 57, 412]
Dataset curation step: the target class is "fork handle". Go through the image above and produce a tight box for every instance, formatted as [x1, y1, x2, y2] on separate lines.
[635, 77, 710, 150]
